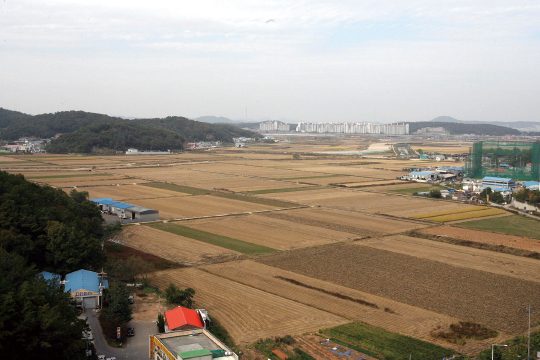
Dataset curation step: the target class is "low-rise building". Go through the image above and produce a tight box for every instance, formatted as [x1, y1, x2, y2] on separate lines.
[150, 329, 237, 360]
[481, 177, 516, 190]
[165, 307, 204, 332]
[64, 270, 108, 309]
[405, 171, 437, 182]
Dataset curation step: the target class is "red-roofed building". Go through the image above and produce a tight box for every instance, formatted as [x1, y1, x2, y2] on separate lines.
[164, 306, 204, 331]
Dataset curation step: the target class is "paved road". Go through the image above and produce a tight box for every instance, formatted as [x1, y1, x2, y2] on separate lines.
[83, 309, 157, 360]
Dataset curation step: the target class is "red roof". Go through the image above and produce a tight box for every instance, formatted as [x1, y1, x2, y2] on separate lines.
[164, 306, 203, 330]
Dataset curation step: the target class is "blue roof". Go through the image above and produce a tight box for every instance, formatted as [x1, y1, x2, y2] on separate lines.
[409, 171, 434, 176]
[102, 279, 109, 289]
[482, 177, 513, 182]
[523, 181, 540, 188]
[38, 271, 60, 282]
[65, 270, 100, 293]
[493, 188, 511, 192]
[110, 202, 135, 209]
[90, 198, 119, 205]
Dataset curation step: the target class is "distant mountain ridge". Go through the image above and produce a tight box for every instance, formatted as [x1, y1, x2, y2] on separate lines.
[429, 116, 540, 131]
[0, 107, 260, 153]
[410, 120, 521, 136]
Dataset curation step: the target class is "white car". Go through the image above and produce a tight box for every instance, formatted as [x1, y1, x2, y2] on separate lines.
[98, 356, 105, 360]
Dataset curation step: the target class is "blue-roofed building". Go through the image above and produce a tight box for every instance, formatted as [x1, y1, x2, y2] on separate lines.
[522, 181, 540, 190]
[481, 177, 516, 190]
[110, 202, 136, 217]
[38, 271, 60, 283]
[65, 270, 108, 309]
[90, 198, 119, 211]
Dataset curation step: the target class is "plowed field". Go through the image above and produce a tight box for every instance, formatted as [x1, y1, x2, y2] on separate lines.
[120, 225, 240, 264]
[257, 242, 540, 333]
[356, 235, 540, 283]
[181, 214, 354, 250]
[420, 226, 540, 252]
[149, 267, 349, 345]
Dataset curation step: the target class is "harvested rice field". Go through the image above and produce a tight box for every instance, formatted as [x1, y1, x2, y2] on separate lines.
[180, 162, 328, 179]
[129, 194, 279, 219]
[108, 167, 310, 192]
[260, 207, 427, 237]
[37, 177, 149, 187]
[180, 213, 355, 250]
[84, 184, 189, 201]
[356, 235, 540, 283]
[419, 226, 540, 252]
[149, 267, 349, 345]
[199, 260, 464, 346]
[119, 225, 241, 265]
[412, 207, 508, 222]
[261, 188, 473, 218]
[257, 242, 540, 333]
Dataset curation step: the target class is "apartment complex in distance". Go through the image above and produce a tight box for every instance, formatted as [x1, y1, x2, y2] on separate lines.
[259, 120, 291, 132]
[295, 122, 409, 135]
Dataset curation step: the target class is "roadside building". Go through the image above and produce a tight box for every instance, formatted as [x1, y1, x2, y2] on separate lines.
[64, 270, 108, 309]
[164, 307, 204, 332]
[150, 329, 237, 360]
[481, 177, 516, 190]
[522, 181, 540, 190]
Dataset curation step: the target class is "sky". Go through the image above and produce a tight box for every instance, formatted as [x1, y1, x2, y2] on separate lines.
[1, 0, 540, 123]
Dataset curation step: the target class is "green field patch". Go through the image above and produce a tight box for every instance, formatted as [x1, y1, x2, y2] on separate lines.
[390, 184, 446, 195]
[320, 322, 455, 360]
[280, 174, 346, 180]
[26, 173, 105, 179]
[142, 182, 212, 195]
[243, 186, 325, 195]
[457, 214, 540, 240]
[149, 223, 277, 255]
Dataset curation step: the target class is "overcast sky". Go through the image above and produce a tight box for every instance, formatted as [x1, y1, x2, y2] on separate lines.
[1, 1, 539, 123]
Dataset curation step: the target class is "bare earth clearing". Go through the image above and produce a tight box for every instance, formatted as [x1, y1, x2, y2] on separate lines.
[181, 213, 355, 250]
[120, 225, 241, 265]
[257, 242, 540, 333]
[149, 267, 349, 345]
[420, 226, 540, 252]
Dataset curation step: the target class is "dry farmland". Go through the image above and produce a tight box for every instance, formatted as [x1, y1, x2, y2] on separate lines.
[257, 242, 540, 333]
[84, 184, 189, 201]
[119, 225, 240, 265]
[180, 213, 355, 250]
[128, 194, 279, 219]
[420, 226, 540, 252]
[149, 267, 349, 345]
[260, 207, 427, 237]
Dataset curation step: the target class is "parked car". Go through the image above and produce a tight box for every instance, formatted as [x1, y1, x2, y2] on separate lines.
[127, 328, 134, 337]
[98, 355, 105, 360]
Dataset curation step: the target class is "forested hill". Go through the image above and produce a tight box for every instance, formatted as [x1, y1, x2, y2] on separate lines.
[46, 121, 186, 153]
[0, 108, 261, 152]
[408, 121, 521, 136]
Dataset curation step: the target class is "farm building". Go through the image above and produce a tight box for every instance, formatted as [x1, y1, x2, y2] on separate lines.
[64, 270, 108, 309]
[405, 171, 437, 182]
[164, 306, 204, 332]
[481, 176, 516, 190]
[90, 198, 160, 222]
[522, 181, 540, 190]
[38, 271, 60, 282]
[150, 329, 237, 360]
[91, 197, 119, 211]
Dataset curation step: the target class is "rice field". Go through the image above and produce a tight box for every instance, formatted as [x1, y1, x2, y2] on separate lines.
[413, 207, 508, 222]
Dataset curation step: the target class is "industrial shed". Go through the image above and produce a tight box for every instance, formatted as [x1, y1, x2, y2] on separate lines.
[124, 205, 160, 221]
[109, 202, 136, 217]
[90, 198, 119, 211]
[64, 270, 108, 309]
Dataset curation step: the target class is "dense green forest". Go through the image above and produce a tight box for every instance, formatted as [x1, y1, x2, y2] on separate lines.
[408, 121, 521, 136]
[0, 171, 106, 359]
[46, 121, 185, 153]
[0, 108, 260, 153]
